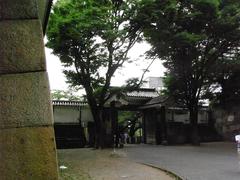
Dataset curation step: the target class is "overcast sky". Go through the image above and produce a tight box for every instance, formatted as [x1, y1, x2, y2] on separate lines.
[45, 41, 166, 91]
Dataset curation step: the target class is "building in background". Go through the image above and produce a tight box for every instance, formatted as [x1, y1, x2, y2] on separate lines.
[53, 85, 236, 148]
[142, 77, 165, 91]
[53, 100, 94, 148]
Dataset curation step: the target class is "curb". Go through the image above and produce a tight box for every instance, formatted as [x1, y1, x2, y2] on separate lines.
[140, 162, 185, 180]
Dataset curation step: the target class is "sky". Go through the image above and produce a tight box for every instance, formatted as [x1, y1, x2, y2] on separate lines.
[45, 40, 166, 91]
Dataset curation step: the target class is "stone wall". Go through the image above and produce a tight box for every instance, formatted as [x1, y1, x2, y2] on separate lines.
[213, 107, 240, 141]
[0, 0, 59, 179]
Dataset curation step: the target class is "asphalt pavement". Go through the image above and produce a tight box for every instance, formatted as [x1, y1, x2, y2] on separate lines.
[123, 142, 240, 180]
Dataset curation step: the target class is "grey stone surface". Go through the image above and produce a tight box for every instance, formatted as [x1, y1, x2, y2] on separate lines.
[124, 142, 240, 180]
[37, 0, 48, 25]
[0, 0, 38, 20]
[0, 72, 54, 129]
[0, 126, 58, 180]
[0, 20, 46, 74]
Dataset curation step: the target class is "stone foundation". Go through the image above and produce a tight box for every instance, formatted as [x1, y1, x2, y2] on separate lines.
[0, 0, 59, 179]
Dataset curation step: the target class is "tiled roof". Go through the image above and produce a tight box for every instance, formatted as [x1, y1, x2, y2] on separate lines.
[145, 96, 169, 105]
[124, 96, 150, 105]
[52, 88, 159, 108]
[126, 88, 159, 98]
[139, 96, 173, 109]
[52, 100, 88, 107]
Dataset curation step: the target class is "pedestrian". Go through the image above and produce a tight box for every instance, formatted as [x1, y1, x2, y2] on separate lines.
[235, 134, 240, 151]
[117, 133, 123, 148]
[124, 132, 128, 144]
[235, 134, 240, 168]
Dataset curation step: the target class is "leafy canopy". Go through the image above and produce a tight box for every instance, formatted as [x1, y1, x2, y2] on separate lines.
[51, 89, 82, 101]
[137, 0, 240, 109]
[47, 0, 142, 107]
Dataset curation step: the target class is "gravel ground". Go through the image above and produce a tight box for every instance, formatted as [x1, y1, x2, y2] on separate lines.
[58, 148, 175, 180]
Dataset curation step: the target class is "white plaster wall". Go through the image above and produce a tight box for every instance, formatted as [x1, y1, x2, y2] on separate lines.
[53, 106, 94, 125]
[167, 109, 208, 124]
[53, 106, 80, 124]
[81, 106, 94, 126]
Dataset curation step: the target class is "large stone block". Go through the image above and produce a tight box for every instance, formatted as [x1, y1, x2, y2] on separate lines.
[0, 72, 53, 129]
[0, 0, 38, 20]
[0, 126, 59, 180]
[37, 0, 48, 25]
[0, 20, 46, 74]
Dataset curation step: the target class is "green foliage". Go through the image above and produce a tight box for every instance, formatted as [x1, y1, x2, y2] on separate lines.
[137, 0, 240, 110]
[51, 89, 82, 101]
[47, 1, 143, 147]
[118, 111, 135, 124]
[118, 111, 142, 138]
[208, 62, 240, 108]
[47, 0, 142, 108]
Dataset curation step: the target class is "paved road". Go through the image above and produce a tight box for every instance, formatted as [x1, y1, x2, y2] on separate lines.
[123, 142, 240, 180]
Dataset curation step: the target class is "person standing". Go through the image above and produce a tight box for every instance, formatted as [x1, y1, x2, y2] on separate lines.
[235, 134, 240, 169]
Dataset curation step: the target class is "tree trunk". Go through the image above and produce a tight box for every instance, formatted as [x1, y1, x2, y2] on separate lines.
[89, 107, 106, 148]
[189, 106, 200, 146]
[91, 108, 100, 148]
[110, 102, 118, 148]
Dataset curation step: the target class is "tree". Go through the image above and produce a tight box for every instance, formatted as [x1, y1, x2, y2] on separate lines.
[208, 56, 240, 108]
[136, 0, 240, 144]
[47, 0, 142, 148]
[51, 89, 82, 101]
